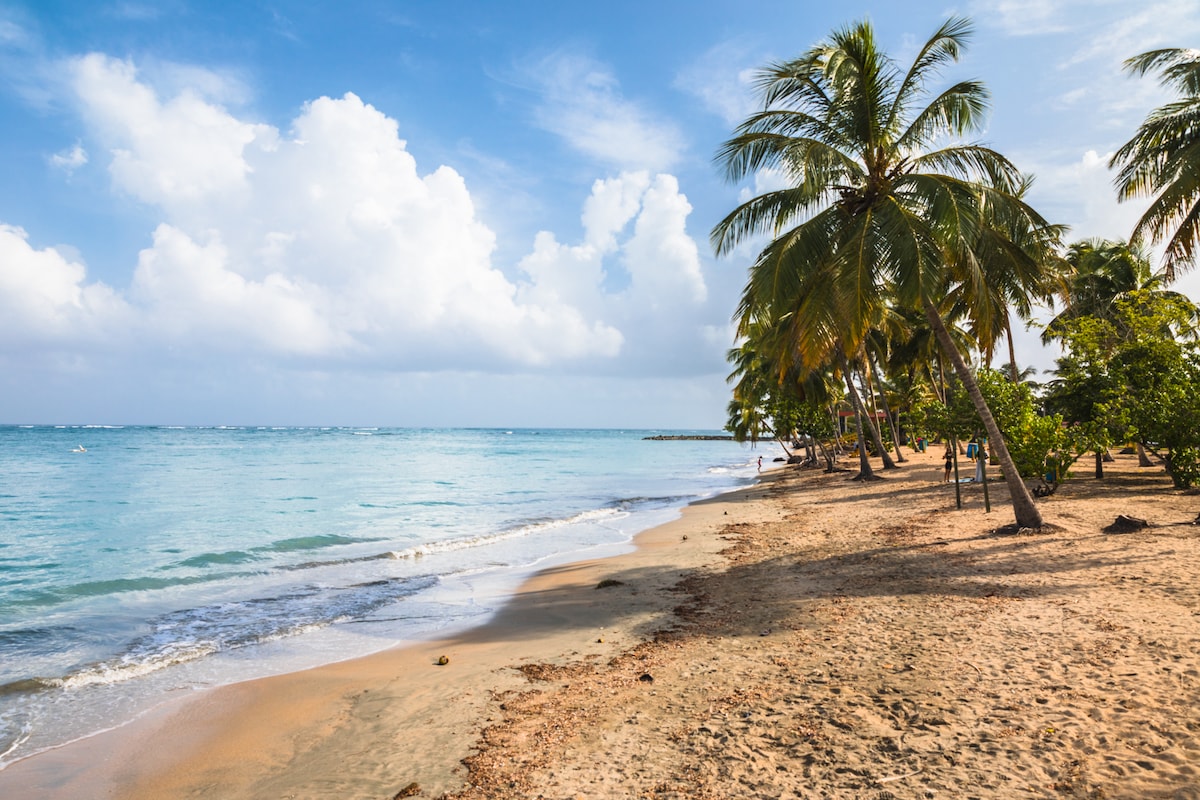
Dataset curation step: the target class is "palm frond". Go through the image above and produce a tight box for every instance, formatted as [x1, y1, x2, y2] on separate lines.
[1123, 48, 1200, 96]
[895, 81, 990, 153]
[888, 16, 975, 134]
[711, 186, 830, 256]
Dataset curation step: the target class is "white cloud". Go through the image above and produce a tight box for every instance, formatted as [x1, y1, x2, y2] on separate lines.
[0, 53, 727, 379]
[518, 171, 707, 314]
[130, 223, 347, 357]
[0, 17, 27, 46]
[108, 2, 169, 22]
[1058, 1, 1200, 68]
[0, 224, 128, 346]
[971, 0, 1076, 35]
[622, 174, 706, 306]
[527, 52, 684, 172]
[986, 1, 1200, 126]
[70, 53, 274, 206]
[582, 171, 651, 251]
[49, 142, 88, 172]
[1020, 147, 1147, 242]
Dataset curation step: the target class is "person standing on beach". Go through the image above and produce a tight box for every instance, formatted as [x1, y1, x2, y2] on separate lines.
[943, 447, 953, 483]
[757, 455, 763, 472]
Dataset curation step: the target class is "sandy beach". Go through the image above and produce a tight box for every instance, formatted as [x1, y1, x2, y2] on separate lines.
[5, 447, 1200, 799]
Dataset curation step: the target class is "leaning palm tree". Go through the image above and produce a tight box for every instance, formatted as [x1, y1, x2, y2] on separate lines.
[713, 17, 1060, 528]
[1110, 48, 1200, 280]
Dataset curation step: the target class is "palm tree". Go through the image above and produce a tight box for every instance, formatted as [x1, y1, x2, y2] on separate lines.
[1110, 48, 1200, 280]
[727, 322, 850, 469]
[713, 17, 1060, 528]
[1044, 238, 1195, 340]
[1036, 237, 1195, 347]
[884, 304, 971, 404]
[954, 176, 1065, 383]
[862, 320, 909, 462]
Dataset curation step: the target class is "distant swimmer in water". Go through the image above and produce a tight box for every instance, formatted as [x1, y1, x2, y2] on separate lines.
[72, 444, 86, 453]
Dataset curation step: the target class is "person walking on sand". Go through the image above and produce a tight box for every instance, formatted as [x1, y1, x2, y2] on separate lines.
[757, 455, 763, 472]
[943, 447, 953, 483]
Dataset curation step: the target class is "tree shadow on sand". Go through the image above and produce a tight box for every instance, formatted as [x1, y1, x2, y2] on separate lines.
[436, 521, 1166, 650]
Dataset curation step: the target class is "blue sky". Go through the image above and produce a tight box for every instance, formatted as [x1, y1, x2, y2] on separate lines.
[0, 0, 1197, 427]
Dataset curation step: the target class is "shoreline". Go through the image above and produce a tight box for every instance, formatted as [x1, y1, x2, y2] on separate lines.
[0, 467, 781, 798]
[6, 448, 1200, 798]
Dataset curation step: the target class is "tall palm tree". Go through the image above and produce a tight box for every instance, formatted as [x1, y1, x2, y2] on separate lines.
[713, 17, 1059, 528]
[1110, 48, 1200, 280]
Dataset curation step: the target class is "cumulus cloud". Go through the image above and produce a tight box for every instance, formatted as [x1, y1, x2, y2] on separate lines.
[516, 171, 714, 376]
[518, 171, 705, 312]
[0, 224, 128, 346]
[0, 53, 721, 379]
[71, 53, 274, 206]
[526, 51, 684, 172]
[622, 174, 706, 306]
[130, 223, 347, 357]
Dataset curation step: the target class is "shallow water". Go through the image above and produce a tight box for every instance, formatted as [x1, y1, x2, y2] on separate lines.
[0, 425, 756, 767]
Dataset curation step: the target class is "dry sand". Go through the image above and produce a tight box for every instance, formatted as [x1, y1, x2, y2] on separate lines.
[4, 447, 1199, 799]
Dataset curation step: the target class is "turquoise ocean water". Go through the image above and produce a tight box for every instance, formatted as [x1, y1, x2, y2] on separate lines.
[0, 425, 756, 768]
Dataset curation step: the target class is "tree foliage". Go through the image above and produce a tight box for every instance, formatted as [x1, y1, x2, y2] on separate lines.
[1048, 292, 1200, 488]
[713, 16, 1059, 526]
[1110, 48, 1200, 279]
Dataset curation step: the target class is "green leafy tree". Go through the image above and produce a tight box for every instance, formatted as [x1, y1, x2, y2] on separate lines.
[1050, 293, 1200, 488]
[713, 17, 1060, 526]
[1043, 316, 1128, 478]
[973, 369, 1073, 482]
[1114, 298, 1200, 487]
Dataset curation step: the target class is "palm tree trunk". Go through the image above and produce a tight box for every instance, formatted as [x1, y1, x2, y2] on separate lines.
[924, 300, 1044, 528]
[1007, 326, 1020, 384]
[859, 371, 886, 444]
[857, 368, 898, 469]
[829, 406, 844, 455]
[837, 351, 880, 480]
[868, 354, 907, 462]
[880, 392, 906, 461]
[1136, 442, 1154, 467]
[932, 353, 947, 404]
[815, 436, 835, 471]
